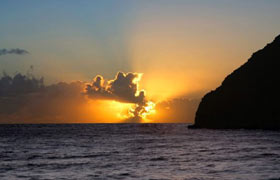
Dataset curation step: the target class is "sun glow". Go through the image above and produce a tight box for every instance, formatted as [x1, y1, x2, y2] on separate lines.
[141, 101, 156, 121]
[87, 99, 156, 123]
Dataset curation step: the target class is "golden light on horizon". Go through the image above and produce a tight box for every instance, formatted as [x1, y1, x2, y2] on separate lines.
[86, 100, 133, 123]
[86, 99, 156, 123]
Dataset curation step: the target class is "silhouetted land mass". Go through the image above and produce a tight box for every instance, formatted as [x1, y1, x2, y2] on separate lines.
[190, 35, 280, 129]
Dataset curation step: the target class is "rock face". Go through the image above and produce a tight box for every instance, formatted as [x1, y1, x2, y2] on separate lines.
[192, 35, 280, 129]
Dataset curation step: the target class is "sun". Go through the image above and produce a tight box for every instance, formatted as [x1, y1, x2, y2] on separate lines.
[138, 101, 156, 123]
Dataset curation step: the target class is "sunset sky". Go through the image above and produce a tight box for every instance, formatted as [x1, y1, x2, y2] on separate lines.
[1, 0, 280, 123]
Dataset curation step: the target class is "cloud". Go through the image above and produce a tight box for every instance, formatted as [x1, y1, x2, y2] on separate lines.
[0, 48, 29, 56]
[85, 72, 152, 121]
[0, 71, 88, 123]
[147, 98, 200, 123]
[0, 70, 201, 123]
[86, 72, 145, 103]
[0, 72, 43, 113]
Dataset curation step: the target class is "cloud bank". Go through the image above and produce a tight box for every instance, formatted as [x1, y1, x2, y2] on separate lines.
[0, 71, 198, 123]
[0, 48, 29, 56]
[0, 71, 154, 123]
[147, 98, 200, 123]
[0, 72, 91, 123]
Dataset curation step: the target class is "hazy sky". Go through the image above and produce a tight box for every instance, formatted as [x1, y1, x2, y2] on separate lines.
[1, 0, 280, 100]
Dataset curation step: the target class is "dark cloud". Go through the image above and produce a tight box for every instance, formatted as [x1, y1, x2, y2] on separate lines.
[0, 48, 29, 56]
[0, 72, 44, 114]
[86, 72, 150, 121]
[86, 72, 145, 103]
[0, 72, 87, 123]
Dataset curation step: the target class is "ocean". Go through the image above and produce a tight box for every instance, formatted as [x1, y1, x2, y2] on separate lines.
[0, 124, 280, 180]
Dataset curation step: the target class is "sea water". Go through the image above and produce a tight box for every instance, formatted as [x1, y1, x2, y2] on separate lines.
[0, 124, 280, 180]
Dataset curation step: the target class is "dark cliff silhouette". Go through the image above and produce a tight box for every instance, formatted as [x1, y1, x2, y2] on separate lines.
[190, 34, 280, 129]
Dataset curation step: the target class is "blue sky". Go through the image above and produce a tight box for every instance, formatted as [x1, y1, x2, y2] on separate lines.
[1, 0, 280, 98]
